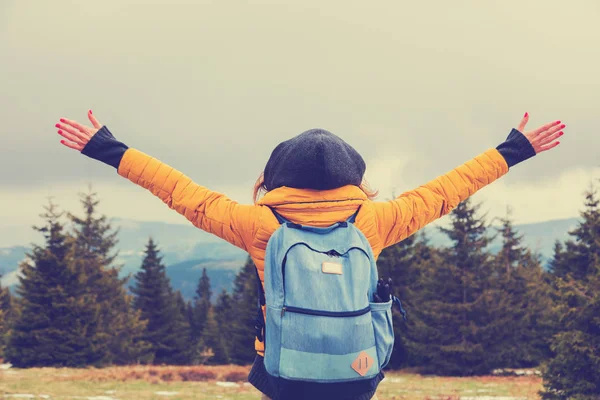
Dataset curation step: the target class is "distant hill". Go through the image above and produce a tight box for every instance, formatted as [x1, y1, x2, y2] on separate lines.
[0, 246, 28, 286]
[0, 216, 580, 300]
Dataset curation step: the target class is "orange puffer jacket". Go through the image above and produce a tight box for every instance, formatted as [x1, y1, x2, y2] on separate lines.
[116, 146, 509, 355]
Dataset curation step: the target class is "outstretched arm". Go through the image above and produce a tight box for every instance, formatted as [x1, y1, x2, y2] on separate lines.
[373, 113, 565, 248]
[54, 110, 259, 251]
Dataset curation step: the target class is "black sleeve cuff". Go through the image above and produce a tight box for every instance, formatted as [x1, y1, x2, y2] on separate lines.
[81, 126, 129, 169]
[496, 128, 536, 168]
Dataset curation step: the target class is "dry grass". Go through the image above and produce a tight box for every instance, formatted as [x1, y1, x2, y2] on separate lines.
[0, 365, 544, 400]
[60, 364, 251, 383]
[376, 374, 543, 399]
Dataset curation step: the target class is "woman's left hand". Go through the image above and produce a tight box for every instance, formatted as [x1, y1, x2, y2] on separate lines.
[518, 112, 565, 154]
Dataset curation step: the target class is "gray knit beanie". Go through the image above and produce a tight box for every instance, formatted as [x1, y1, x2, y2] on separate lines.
[263, 129, 366, 191]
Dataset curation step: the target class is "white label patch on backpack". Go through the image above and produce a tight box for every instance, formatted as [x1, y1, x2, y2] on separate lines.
[322, 261, 343, 275]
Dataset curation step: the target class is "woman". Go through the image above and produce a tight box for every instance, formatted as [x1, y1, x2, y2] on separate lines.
[54, 110, 564, 399]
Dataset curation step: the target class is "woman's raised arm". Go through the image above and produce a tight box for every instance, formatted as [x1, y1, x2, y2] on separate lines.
[373, 113, 565, 249]
[54, 110, 260, 251]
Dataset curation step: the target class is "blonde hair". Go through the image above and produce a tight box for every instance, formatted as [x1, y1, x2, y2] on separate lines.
[252, 172, 378, 204]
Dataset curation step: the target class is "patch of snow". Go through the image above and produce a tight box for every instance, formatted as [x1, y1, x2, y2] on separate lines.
[462, 397, 527, 400]
[154, 392, 179, 397]
[215, 381, 240, 388]
[387, 377, 405, 383]
[86, 397, 118, 400]
[39, 396, 51, 399]
[492, 368, 541, 377]
[4, 395, 36, 399]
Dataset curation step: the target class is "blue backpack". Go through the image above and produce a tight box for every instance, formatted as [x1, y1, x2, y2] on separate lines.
[255, 210, 406, 398]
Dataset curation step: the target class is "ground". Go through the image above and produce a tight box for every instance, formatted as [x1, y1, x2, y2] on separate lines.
[0, 365, 543, 400]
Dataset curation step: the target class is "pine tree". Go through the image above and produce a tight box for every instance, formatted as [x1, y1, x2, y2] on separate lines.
[492, 211, 554, 368]
[175, 291, 187, 315]
[377, 231, 432, 368]
[191, 269, 212, 343]
[0, 274, 10, 358]
[5, 202, 106, 367]
[542, 188, 600, 399]
[131, 238, 193, 365]
[495, 209, 530, 273]
[68, 190, 147, 364]
[409, 199, 509, 375]
[550, 188, 600, 280]
[201, 306, 229, 364]
[0, 276, 9, 314]
[108, 292, 151, 365]
[0, 309, 4, 359]
[186, 301, 195, 339]
[228, 257, 260, 365]
[214, 289, 234, 360]
[176, 290, 197, 360]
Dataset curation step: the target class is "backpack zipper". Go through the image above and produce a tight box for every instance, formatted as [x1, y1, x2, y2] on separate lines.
[281, 244, 369, 289]
[324, 249, 341, 257]
[281, 305, 370, 318]
[280, 244, 372, 318]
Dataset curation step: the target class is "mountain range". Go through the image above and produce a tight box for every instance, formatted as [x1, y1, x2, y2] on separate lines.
[0, 216, 580, 300]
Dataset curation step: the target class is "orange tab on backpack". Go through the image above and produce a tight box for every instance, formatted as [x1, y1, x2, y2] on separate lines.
[351, 351, 374, 376]
[322, 261, 343, 275]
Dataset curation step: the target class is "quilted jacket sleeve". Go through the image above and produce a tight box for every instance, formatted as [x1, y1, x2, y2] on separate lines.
[373, 129, 536, 248]
[81, 126, 260, 251]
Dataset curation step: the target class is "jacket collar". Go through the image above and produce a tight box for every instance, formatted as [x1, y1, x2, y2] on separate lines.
[256, 185, 367, 226]
[257, 185, 367, 207]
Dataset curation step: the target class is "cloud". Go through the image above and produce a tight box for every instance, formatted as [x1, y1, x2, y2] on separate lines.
[1, 0, 598, 236]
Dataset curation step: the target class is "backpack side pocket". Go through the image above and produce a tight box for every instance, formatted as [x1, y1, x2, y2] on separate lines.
[369, 300, 394, 369]
[264, 305, 283, 377]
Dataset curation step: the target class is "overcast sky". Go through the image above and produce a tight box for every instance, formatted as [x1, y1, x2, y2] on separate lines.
[1, 0, 598, 245]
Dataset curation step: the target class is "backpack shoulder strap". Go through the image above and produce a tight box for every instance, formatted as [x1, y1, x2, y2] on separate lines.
[254, 266, 266, 342]
[346, 206, 361, 223]
[268, 207, 289, 225]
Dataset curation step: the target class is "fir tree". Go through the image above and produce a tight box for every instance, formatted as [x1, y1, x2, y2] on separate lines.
[6, 202, 106, 367]
[409, 199, 508, 375]
[108, 292, 151, 365]
[542, 188, 600, 399]
[131, 238, 193, 365]
[191, 269, 212, 343]
[214, 289, 234, 359]
[0, 276, 10, 314]
[201, 307, 229, 364]
[176, 290, 197, 359]
[495, 208, 530, 273]
[0, 309, 4, 359]
[186, 301, 195, 340]
[492, 211, 554, 368]
[377, 231, 432, 368]
[175, 290, 189, 317]
[550, 188, 600, 280]
[68, 190, 147, 364]
[228, 257, 260, 365]
[0, 274, 10, 358]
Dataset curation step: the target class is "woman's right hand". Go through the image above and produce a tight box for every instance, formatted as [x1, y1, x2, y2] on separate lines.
[54, 109, 103, 152]
[517, 112, 565, 154]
